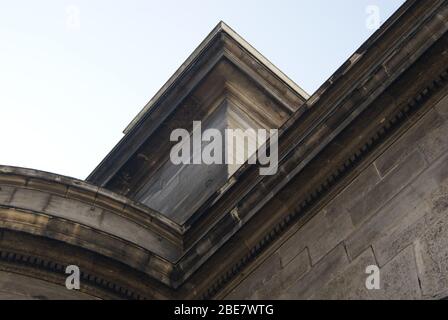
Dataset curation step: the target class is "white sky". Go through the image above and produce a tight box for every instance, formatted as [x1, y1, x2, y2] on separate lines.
[0, 0, 405, 179]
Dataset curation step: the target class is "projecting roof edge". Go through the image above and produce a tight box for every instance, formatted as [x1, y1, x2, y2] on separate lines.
[123, 21, 309, 135]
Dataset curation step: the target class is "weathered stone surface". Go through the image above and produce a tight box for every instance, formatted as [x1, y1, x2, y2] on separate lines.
[346, 186, 429, 262]
[0, 1, 447, 300]
[346, 151, 448, 263]
[276, 249, 311, 289]
[95, 193, 125, 213]
[27, 178, 67, 197]
[277, 163, 378, 268]
[282, 245, 349, 299]
[298, 165, 379, 264]
[414, 202, 448, 297]
[9, 188, 50, 212]
[66, 186, 97, 204]
[378, 246, 421, 300]
[348, 149, 427, 227]
[370, 200, 429, 267]
[136, 105, 230, 225]
[435, 93, 448, 116]
[324, 164, 381, 224]
[44, 196, 103, 229]
[310, 248, 376, 300]
[100, 211, 180, 261]
[276, 223, 314, 268]
[225, 252, 282, 300]
[314, 246, 421, 300]
[253, 249, 311, 299]
[0, 186, 14, 205]
[308, 212, 354, 264]
[0, 271, 95, 300]
[277, 201, 355, 267]
[0, 174, 27, 187]
[372, 187, 448, 269]
[416, 117, 448, 163]
[374, 109, 444, 176]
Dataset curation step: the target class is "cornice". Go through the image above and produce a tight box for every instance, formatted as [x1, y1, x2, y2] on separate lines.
[199, 17, 448, 299]
[167, 0, 448, 293]
[207, 66, 448, 300]
[0, 229, 173, 299]
[0, 0, 446, 299]
[0, 166, 183, 239]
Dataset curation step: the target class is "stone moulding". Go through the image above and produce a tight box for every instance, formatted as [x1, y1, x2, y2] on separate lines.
[205, 66, 448, 300]
[189, 0, 448, 299]
[0, 0, 447, 300]
[0, 167, 180, 288]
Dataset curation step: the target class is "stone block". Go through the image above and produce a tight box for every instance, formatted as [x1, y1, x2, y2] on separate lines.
[27, 178, 67, 196]
[324, 164, 381, 225]
[348, 149, 426, 227]
[414, 207, 448, 297]
[346, 151, 448, 262]
[0, 186, 14, 205]
[95, 192, 125, 213]
[0, 270, 94, 300]
[282, 245, 349, 299]
[100, 210, 179, 261]
[346, 186, 429, 263]
[254, 249, 311, 299]
[417, 119, 448, 163]
[44, 196, 103, 229]
[311, 248, 376, 300]
[435, 93, 448, 116]
[9, 188, 50, 212]
[66, 186, 97, 204]
[0, 174, 27, 187]
[374, 109, 443, 176]
[276, 218, 317, 268]
[308, 212, 354, 264]
[316, 246, 421, 300]
[378, 245, 421, 300]
[225, 252, 282, 300]
[278, 202, 354, 268]
[372, 170, 448, 266]
[371, 199, 429, 266]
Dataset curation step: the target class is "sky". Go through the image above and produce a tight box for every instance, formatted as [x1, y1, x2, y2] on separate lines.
[0, 0, 405, 180]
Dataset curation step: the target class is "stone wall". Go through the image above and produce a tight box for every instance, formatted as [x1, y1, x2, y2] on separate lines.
[225, 92, 448, 300]
[0, 167, 180, 299]
[0, 271, 94, 300]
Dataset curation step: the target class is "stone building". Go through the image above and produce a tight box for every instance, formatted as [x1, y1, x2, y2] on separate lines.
[0, 0, 447, 299]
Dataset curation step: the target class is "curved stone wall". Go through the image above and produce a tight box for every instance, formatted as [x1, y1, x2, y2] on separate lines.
[0, 166, 179, 298]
